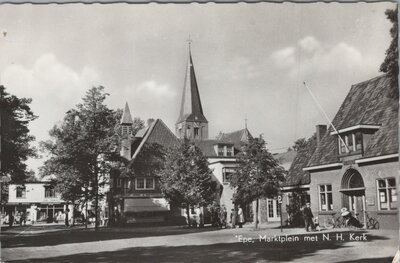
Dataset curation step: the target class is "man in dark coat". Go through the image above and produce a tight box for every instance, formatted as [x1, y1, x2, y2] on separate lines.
[303, 203, 315, 232]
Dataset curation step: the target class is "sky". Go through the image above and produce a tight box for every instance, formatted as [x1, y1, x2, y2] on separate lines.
[0, 2, 396, 175]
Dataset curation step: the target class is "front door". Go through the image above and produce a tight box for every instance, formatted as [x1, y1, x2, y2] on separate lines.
[348, 193, 366, 226]
[267, 199, 280, 222]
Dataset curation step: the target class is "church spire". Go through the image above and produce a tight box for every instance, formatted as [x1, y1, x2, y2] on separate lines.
[176, 41, 208, 140]
[176, 43, 207, 124]
[121, 102, 133, 125]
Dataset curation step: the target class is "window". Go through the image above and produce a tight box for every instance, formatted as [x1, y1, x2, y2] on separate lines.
[135, 178, 155, 190]
[116, 178, 122, 188]
[377, 178, 397, 210]
[123, 179, 131, 194]
[16, 186, 26, 198]
[218, 146, 224, 156]
[338, 132, 363, 155]
[194, 127, 199, 138]
[45, 187, 56, 198]
[223, 167, 236, 183]
[268, 199, 274, 217]
[226, 146, 233, 157]
[136, 178, 145, 189]
[186, 126, 191, 138]
[319, 184, 333, 211]
[355, 132, 362, 151]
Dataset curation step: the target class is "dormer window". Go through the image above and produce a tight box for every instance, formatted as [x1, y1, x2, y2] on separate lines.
[338, 132, 363, 155]
[332, 125, 380, 156]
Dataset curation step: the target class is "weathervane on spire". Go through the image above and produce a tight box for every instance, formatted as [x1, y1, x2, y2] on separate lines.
[245, 114, 248, 129]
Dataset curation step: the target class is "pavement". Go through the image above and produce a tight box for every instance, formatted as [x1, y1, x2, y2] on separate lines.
[0, 222, 398, 262]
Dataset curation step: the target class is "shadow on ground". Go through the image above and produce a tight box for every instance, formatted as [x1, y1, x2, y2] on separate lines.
[8, 232, 390, 263]
[1, 225, 220, 248]
[338, 257, 393, 263]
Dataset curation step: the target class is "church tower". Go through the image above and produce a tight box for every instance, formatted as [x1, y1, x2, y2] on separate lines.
[176, 43, 208, 140]
[120, 102, 133, 160]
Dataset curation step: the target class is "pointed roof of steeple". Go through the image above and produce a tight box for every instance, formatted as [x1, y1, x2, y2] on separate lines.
[121, 102, 133, 124]
[176, 48, 208, 124]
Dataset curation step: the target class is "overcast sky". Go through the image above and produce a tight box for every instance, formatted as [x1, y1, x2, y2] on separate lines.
[0, 2, 396, 175]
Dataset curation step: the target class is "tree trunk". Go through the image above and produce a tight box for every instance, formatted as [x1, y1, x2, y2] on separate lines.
[255, 199, 259, 229]
[186, 205, 191, 227]
[85, 197, 88, 229]
[94, 165, 99, 231]
[71, 199, 75, 226]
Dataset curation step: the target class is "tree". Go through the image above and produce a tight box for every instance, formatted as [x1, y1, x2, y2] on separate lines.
[40, 86, 123, 230]
[230, 136, 285, 229]
[158, 139, 216, 227]
[291, 138, 307, 152]
[0, 86, 37, 183]
[380, 7, 399, 98]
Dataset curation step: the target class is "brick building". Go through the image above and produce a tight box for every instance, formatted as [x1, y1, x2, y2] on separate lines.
[304, 75, 398, 229]
[110, 109, 180, 224]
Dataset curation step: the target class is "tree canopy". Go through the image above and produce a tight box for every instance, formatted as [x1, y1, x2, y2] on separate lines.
[158, 139, 216, 226]
[380, 7, 399, 98]
[40, 86, 124, 229]
[230, 136, 285, 228]
[0, 86, 37, 183]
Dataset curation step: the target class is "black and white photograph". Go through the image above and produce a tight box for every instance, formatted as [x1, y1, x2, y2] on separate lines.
[0, 2, 399, 262]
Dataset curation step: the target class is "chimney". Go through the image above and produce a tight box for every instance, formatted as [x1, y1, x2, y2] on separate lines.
[147, 118, 155, 127]
[316, 125, 327, 144]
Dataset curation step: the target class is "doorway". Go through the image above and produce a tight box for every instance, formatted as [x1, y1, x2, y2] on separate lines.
[267, 198, 280, 222]
[340, 169, 366, 227]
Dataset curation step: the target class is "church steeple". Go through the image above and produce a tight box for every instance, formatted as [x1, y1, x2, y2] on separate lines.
[120, 102, 133, 160]
[176, 42, 208, 140]
[121, 102, 133, 125]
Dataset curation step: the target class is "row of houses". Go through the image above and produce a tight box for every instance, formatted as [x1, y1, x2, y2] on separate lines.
[3, 48, 398, 229]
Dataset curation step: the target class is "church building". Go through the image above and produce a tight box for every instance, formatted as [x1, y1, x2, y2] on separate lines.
[175, 46, 253, 223]
[110, 44, 254, 225]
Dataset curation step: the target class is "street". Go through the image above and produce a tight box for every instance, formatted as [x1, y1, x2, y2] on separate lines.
[0, 223, 397, 262]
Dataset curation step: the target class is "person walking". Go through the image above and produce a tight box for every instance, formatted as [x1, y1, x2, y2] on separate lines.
[230, 208, 236, 228]
[237, 206, 244, 228]
[303, 202, 315, 232]
[65, 208, 70, 227]
[219, 206, 227, 228]
[8, 212, 14, 228]
[19, 211, 26, 226]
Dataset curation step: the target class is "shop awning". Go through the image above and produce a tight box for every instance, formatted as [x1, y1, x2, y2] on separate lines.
[124, 198, 170, 212]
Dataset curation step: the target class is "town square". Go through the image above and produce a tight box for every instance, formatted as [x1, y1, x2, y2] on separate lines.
[0, 2, 399, 262]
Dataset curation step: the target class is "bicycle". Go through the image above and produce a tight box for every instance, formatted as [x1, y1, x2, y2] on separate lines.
[365, 212, 380, 230]
[324, 213, 347, 229]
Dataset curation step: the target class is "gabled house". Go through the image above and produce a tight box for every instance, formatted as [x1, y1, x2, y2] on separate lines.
[110, 107, 180, 224]
[4, 182, 67, 224]
[304, 75, 398, 228]
[194, 129, 252, 222]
